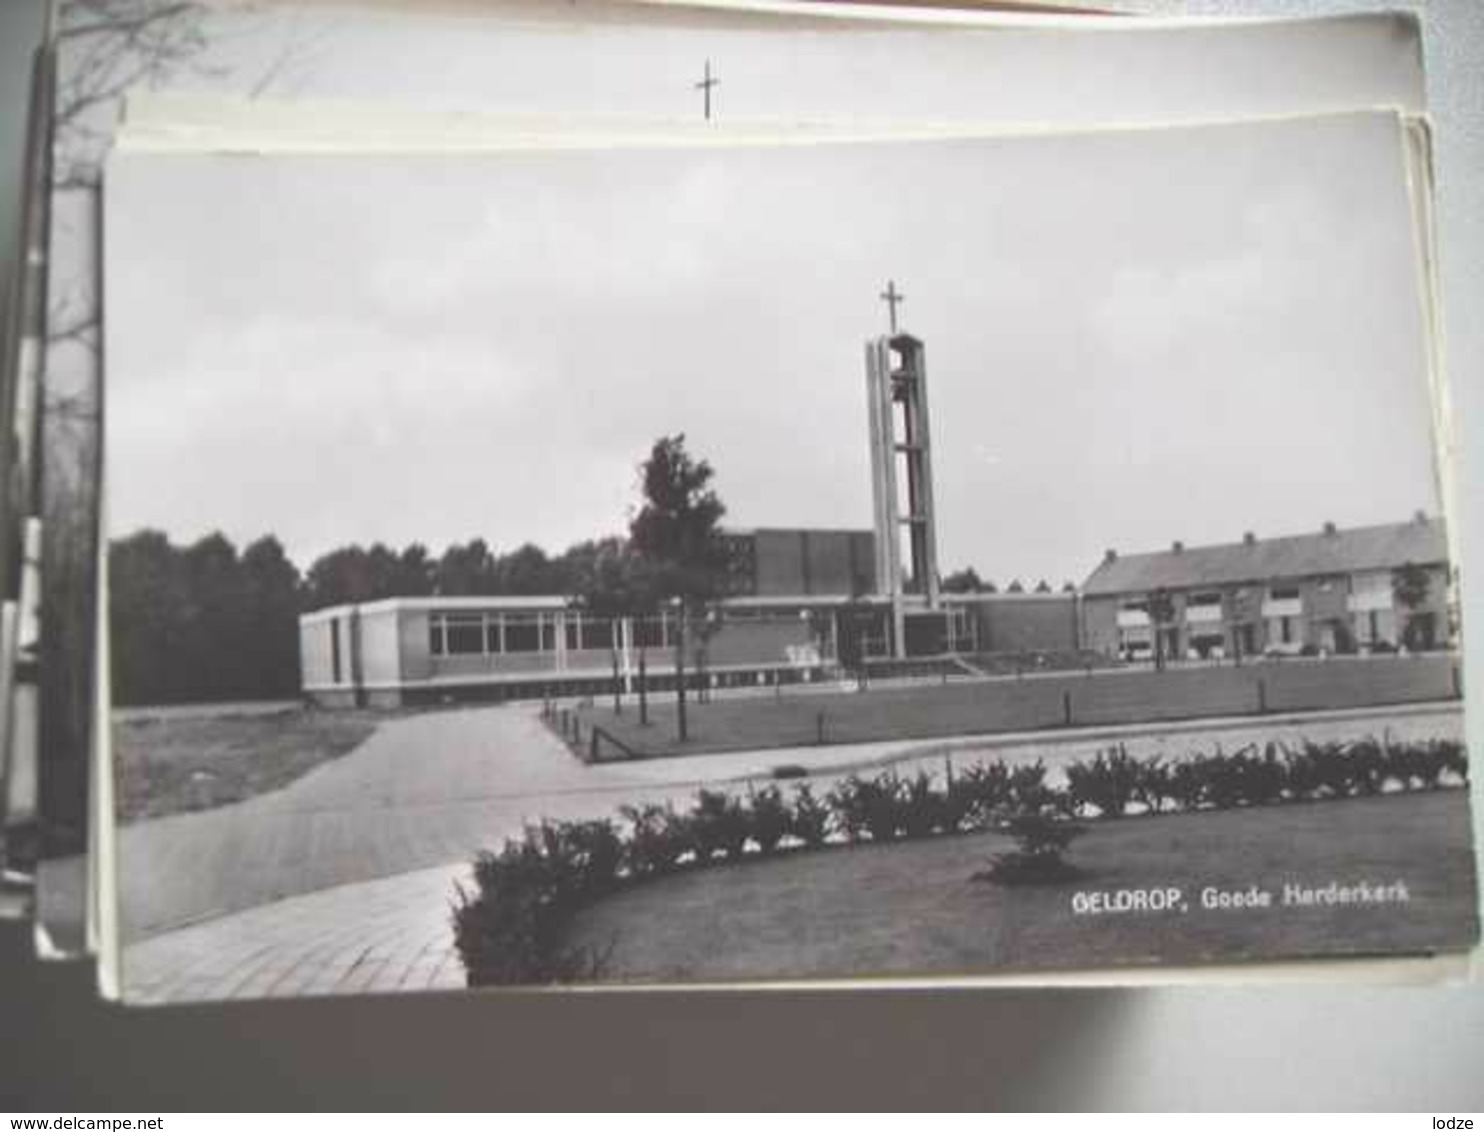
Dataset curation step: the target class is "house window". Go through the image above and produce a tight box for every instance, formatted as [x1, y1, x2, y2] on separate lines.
[566, 614, 615, 651]
[505, 614, 544, 653]
[1187, 592, 1222, 607]
[444, 615, 485, 655]
[330, 619, 342, 683]
[583, 618, 615, 651]
[1280, 616, 1293, 644]
[428, 617, 445, 657]
[1270, 584, 1300, 601]
[634, 615, 666, 650]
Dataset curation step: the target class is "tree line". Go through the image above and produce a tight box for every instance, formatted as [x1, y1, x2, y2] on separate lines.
[941, 567, 1076, 595]
[108, 530, 632, 705]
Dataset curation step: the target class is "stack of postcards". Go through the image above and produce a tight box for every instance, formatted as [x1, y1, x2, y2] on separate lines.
[0, 0, 1476, 1006]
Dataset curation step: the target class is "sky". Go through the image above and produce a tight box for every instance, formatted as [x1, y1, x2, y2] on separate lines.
[104, 111, 1441, 586]
[177, 1, 1423, 126]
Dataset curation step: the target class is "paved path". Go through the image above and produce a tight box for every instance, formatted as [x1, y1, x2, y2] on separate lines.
[120, 702, 1462, 1002]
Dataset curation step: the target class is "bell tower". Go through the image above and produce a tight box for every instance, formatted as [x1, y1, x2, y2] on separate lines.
[865, 326, 941, 658]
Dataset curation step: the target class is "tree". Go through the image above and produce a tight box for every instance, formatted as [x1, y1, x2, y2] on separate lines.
[1392, 562, 1433, 650]
[395, 543, 437, 596]
[1147, 587, 1176, 671]
[240, 536, 302, 697]
[109, 530, 185, 705]
[628, 435, 730, 743]
[1007, 579, 1025, 594]
[495, 543, 556, 595]
[181, 532, 246, 700]
[303, 544, 404, 609]
[436, 538, 497, 595]
[1034, 579, 1052, 594]
[111, 529, 308, 705]
[570, 541, 660, 720]
[942, 567, 986, 594]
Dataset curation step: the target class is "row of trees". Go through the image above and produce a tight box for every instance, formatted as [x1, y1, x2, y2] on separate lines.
[108, 531, 645, 705]
[110, 531, 303, 706]
[301, 537, 631, 610]
[941, 568, 1076, 595]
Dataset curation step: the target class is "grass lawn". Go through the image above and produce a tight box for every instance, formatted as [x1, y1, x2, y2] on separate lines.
[574, 656, 1457, 760]
[559, 790, 1479, 982]
[113, 706, 384, 822]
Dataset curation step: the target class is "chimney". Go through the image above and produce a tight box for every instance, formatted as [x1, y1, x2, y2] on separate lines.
[1172, 540, 1184, 554]
[1104, 548, 1117, 564]
[1414, 509, 1428, 524]
[1243, 531, 1257, 546]
[1322, 521, 1337, 536]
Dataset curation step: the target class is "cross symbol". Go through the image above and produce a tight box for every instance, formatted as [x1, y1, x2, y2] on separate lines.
[879, 279, 905, 334]
[695, 59, 720, 121]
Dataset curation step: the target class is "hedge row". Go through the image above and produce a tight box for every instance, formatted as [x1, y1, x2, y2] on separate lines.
[1064, 736, 1466, 818]
[452, 735, 1468, 985]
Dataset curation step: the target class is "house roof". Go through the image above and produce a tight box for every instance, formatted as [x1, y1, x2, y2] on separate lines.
[1081, 518, 1448, 598]
[299, 591, 883, 624]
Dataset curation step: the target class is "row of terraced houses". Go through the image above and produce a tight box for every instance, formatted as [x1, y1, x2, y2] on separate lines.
[1079, 513, 1451, 662]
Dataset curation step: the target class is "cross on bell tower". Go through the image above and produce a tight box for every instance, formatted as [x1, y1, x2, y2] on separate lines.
[879, 279, 905, 334]
[695, 59, 720, 120]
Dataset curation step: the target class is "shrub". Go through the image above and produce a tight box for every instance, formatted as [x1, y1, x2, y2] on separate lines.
[978, 811, 1087, 886]
[787, 782, 833, 848]
[1065, 744, 1141, 818]
[1285, 741, 1354, 799]
[453, 836, 612, 986]
[1387, 738, 1467, 789]
[1199, 743, 1284, 809]
[1344, 737, 1390, 796]
[1246, 743, 1288, 807]
[1008, 760, 1054, 812]
[690, 789, 749, 861]
[1199, 745, 1237, 809]
[949, 759, 1012, 827]
[900, 769, 952, 838]
[1441, 739, 1469, 782]
[829, 772, 908, 843]
[620, 802, 694, 877]
[528, 818, 624, 898]
[940, 759, 978, 831]
[747, 784, 791, 855]
[1131, 756, 1171, 814]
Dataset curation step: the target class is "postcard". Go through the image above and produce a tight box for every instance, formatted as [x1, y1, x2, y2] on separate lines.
[101, 110, 1474, 1001]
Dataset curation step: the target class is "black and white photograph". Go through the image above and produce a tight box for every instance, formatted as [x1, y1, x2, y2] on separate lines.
[102, 106, 1475, 1002]
[7, 0, 1440, 965]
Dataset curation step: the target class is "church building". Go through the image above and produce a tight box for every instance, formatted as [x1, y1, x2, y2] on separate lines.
[299, 297, 1450, 707]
